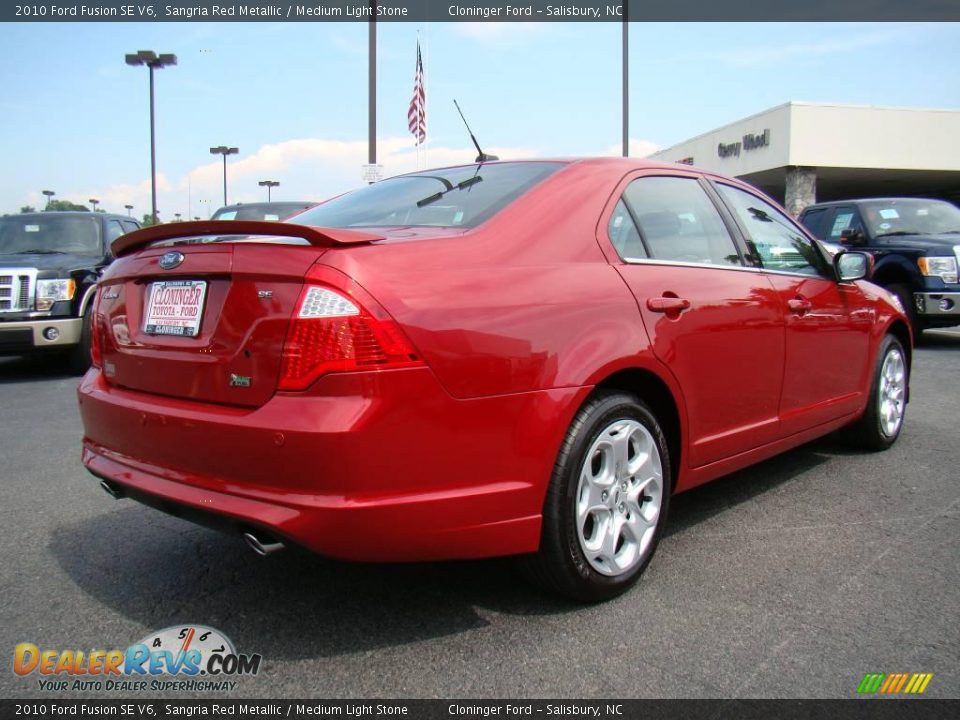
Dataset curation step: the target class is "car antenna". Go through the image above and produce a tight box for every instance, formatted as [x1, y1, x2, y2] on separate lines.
[453, 99, 499, 163]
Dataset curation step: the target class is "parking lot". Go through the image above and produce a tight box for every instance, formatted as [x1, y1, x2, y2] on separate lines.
[1, 332, 958, 700]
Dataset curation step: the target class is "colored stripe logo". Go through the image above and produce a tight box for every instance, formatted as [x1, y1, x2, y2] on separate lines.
[857, 673, 933, 695]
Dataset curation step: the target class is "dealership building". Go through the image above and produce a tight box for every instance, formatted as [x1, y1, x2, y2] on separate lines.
[649, 102, 960, 215]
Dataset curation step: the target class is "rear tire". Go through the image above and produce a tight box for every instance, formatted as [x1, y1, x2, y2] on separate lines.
[66, 312, 92, 376]
[525, 391, 671, 603]
[847, 334, 907, 451]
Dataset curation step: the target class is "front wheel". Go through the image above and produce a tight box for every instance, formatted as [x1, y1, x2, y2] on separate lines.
[526, 391, 671, 603]
[887, 283, 921, 344]
[66, 312, 92, 376]
[847, 334, 908, 451]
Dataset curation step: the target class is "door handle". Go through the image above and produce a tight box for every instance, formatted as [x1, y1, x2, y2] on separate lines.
[787, 297, 812, 314]
[646, 297, 691, 313]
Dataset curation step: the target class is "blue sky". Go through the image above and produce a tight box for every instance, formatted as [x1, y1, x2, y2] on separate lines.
[1, 21, 958, 218]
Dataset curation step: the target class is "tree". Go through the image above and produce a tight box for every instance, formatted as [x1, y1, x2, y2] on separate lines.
[45, 199, 90, 212]
[140, 213, 160, 227]
[20, 205, 36, 213]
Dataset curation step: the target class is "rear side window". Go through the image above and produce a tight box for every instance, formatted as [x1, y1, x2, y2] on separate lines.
[799, 207, 828, 238]
[608, 200, 647, 259]
[295, 162, 565, 229]
[717, 184, 828, 277]
[619, 176, 742, 267]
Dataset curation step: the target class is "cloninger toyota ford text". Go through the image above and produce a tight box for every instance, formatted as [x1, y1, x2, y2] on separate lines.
[77, 159, 910, 601]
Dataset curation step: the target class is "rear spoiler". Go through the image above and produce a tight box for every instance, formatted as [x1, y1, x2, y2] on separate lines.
[111, 220, 384, 258]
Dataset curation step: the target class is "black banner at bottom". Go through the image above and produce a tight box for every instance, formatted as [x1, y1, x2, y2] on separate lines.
[2, 699, 958, 720]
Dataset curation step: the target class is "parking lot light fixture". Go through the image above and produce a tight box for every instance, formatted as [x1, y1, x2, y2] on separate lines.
[126, 50, 177, 225]
[89, 198, 99, 213]
[124, 204, 134, 216]
[258, 180, 279, 201]
[42, 190, 55, 209]
[210, 146, 239, 205]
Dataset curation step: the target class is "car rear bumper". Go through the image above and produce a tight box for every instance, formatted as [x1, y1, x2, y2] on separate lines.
[0, 317, 81, 354]
[78, 367, 587, 561]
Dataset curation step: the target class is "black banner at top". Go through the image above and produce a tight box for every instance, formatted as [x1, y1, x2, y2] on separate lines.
[4, 0, 960, 22]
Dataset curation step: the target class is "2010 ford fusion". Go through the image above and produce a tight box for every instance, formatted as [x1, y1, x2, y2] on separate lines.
[77, 159, 910, 602]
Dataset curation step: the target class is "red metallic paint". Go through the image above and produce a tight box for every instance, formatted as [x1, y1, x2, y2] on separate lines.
[78, 158, 910, 561]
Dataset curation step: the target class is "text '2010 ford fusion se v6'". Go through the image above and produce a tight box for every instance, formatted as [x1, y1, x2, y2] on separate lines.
[77, 158, 911, 602]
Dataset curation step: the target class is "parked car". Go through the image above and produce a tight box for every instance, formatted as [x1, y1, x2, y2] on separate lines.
[77, 159, 910, 602]
[211, 201, 315, 222]
[799, 197, 960, 339]
[0, 211, 139, 373]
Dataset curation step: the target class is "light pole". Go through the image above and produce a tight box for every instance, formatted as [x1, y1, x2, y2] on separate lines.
[42, 190, 55, 209]
[622, 12, 629, 157]
[258, 180, 279, 201]
[125, 204, 134, 216]
[126, 50, 177, 225]
[89, 198, 99, 213]
[209, 146, 239, 206]
[174, 213, 182, 222]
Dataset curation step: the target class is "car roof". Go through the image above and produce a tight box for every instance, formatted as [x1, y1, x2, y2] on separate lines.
[802, 197, 945, 211]
[8, 211, 134, 221]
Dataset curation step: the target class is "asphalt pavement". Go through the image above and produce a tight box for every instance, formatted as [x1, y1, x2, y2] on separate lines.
[1, 332, 958, 699]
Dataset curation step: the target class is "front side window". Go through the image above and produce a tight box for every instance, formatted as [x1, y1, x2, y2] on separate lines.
[824, 207, 864, 241]
[294, 162, 565, 230]
[106, 220, 126, 243]
[619, 176, 742, 267]
[717, 184, 828, 277]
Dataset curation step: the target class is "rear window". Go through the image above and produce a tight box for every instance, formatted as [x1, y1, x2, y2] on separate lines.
[212, 203, 314, 222]
[294, 162, 565, 230]
[0, 215, 102, 255]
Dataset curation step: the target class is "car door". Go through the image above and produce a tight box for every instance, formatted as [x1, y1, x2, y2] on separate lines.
[714, 183, 875, 435]
[606, 172, 786, 468]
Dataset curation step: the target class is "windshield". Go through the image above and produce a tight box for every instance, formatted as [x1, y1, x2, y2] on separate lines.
[861, 199, 960, 237]
[293, 162, 565, 229]
[0, 215, 102, 255]
[212, 203, 314, 221]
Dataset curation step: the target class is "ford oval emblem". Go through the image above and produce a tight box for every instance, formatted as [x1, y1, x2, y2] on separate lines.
[159, 251, 185, 270]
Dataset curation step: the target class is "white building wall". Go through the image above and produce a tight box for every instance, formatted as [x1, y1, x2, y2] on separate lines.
[649, 102, 960, 175]
[788, 104, 960, 171]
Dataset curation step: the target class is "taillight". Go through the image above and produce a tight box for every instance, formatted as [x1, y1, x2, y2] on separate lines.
[278, 266, 424, 391]
[88, 290, 103, 369]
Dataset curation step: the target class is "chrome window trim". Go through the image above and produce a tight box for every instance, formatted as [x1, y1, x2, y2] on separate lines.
[620, 256, 837, 281]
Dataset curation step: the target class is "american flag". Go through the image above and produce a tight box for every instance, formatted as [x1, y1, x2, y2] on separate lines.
[407, 42, 426, 145]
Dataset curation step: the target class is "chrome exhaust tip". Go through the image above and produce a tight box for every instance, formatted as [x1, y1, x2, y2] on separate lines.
[100, 479, 125, 499]
[243, 531, 285, 557]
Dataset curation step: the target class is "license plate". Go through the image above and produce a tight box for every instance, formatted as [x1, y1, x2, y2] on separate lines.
[143, 280, 208, 337]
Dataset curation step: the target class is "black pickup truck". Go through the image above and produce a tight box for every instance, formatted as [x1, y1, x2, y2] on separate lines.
[799, 197, 960, 339]
[0, 211, 140, 372]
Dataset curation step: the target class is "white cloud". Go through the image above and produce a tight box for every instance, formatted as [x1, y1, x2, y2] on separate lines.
[602, 138, 660, 158]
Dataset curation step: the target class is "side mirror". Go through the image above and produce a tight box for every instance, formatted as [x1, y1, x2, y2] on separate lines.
[835, 251, 872, 282]
[839, 228, 864, 244]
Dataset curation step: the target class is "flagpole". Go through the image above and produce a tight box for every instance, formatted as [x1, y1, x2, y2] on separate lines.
[422, 24, 428, 169]
[368, 1, 377, 169]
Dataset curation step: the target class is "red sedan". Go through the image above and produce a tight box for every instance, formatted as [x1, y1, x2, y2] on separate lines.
[77, 159, 910, 601]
